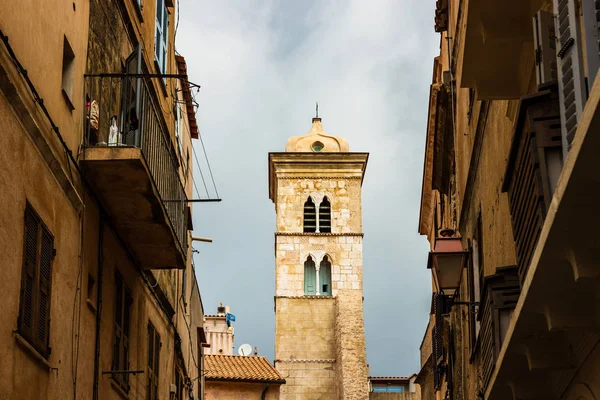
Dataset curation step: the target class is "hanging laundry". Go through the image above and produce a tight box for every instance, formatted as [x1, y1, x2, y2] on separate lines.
[108, 115, 120, 146]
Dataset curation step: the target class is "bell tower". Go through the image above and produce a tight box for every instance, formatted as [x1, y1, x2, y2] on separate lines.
[269, 117, 369, 399]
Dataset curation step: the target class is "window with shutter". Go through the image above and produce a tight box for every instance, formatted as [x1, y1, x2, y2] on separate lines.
[318, 196, 331, 233]
[432, 292, 448, 392]
[147, 323, 160, 400]
[19, 204, 53, 358]
[554, 0, 587, 150]
[154, 0, 168, 74]
[304, 256, 317, 295]
[319, 256, 332, 295]
[113, 272, 133, 391]
[533, 10, 557, 86]
[303, 197, 317, 233]
[583, 0, 600, 91]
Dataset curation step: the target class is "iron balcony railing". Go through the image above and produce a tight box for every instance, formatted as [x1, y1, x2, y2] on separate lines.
[83, 74, 188, 259]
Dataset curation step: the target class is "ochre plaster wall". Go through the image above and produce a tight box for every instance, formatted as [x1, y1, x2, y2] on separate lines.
[205, 382, 281, 400]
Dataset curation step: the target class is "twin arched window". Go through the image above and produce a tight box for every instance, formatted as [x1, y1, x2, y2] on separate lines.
[304, 255, 332, 296]
[303, 196, 331, 233]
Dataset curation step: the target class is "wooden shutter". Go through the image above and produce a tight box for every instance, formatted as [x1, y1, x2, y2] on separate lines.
[303, 198, 317, 233]
[37, 229, 53, 353]
[554, 0, 586, 147]
[319, 257, 332, 295]
[20, 208, 39, 341]
[583, 0, 600, 90]
[533, 10, 558, 86]
[20, 205, 53, 357]
[147, 323, 160, 400]
[304, 257, 316, 295]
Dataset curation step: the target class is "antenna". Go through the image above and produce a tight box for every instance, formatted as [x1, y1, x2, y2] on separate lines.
[316, 102, 319, 118]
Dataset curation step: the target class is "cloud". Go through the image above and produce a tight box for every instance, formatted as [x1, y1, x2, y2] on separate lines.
[177, 0, 438, 376]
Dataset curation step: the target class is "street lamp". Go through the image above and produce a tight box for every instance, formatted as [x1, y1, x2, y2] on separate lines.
[427, 237, 469, 296]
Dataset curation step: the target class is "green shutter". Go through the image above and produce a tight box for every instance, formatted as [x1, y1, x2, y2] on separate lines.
[304, 257, 316, 295]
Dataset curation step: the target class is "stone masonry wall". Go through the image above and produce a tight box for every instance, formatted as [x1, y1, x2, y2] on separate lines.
[276, 361, 336, 399]
[276, 234, 363, 297]
[276, 178, 362, 233]
[334, 290, 369, 399]
[275, 174, 368, 400]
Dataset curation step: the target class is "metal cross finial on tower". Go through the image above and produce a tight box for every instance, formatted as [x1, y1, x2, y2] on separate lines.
[316, 102, 319, 118]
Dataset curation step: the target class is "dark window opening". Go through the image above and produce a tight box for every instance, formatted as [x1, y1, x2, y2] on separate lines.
[319, 196, 331, 233]
[319, 256, 332, 296]
[61, 36, 75, 107]
[303, 197, 317, 233]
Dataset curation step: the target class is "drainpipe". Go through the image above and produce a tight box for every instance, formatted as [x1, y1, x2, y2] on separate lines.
[92, 217, 105, 400]
[261, 383, 270, 400]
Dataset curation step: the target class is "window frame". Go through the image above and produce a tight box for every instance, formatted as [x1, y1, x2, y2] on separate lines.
[112, 272, 133, 391]
[18, 203, 54, 359]
[304, 256, 317, 295]
[154, 0, 168, 74]
[147, 322, 160, 400]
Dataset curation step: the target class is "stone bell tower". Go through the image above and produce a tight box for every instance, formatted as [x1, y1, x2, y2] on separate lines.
[268, 117, 369, 399]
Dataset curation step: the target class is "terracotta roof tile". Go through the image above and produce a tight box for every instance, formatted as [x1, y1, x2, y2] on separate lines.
[204, 355, 285, 383]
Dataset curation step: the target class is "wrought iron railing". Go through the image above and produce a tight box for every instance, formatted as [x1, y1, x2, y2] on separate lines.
[83, 74, 187, 259]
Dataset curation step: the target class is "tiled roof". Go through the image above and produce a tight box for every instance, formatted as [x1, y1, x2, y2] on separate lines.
[174, 55, 199, 139]
[204, 355, 285, 384]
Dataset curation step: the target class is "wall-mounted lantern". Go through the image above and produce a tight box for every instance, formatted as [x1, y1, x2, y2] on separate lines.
[427, 237, 469, 296]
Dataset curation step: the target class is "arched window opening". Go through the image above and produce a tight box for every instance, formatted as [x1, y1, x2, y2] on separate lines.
[319, 256, 332, 296]
[319, 196, 331, 233]
[303, 197, 317, 233]
[304, 256, 317, 295]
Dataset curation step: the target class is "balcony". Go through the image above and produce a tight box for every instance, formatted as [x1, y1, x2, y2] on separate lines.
[459, 0, 543, 99]
[80, 74, 187, 269]
[485, 64, 600, 400]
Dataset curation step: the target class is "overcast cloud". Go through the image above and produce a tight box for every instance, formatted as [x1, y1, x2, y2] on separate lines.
[176, 0, 438, 376]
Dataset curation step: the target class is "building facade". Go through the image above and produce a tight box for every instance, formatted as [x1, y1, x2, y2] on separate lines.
[0, 0, 207, 399]
[203, 303, 235, 356]
[269, 117, 370, 399]
[418, 0, 600, 399]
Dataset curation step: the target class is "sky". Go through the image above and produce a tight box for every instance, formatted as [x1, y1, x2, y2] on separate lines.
[176, 0, 439, 376]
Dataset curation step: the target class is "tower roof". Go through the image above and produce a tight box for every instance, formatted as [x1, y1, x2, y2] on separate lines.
[285, 118, 349, 153]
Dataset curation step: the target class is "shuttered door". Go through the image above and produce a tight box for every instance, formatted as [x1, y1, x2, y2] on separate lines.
[554, 0, 587, 148]
[304, 257, 316, 295]
[20, 209, 39, 342]
[37, 230, 53, 354]
[583, 0, 600, 91]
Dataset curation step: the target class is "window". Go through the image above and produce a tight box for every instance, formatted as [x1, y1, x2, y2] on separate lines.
[147, 323, 160, 400]
[175, 368, 185, 400]
[61, 36, 75, 108]
[303, 197, 317, 233]
[318, 196, 331, 233]
[319, 256, 332, 295]
[303, 195, 332, 233]
[112, 272, 133, 390]
[154, 0, 168, 74]
[304, 256, 316, 295]
[19, 204, 54, 357]
[468, 213, 483, 355]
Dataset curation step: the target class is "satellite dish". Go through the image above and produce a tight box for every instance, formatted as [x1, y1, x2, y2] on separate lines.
[238, 343, 252, 356]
